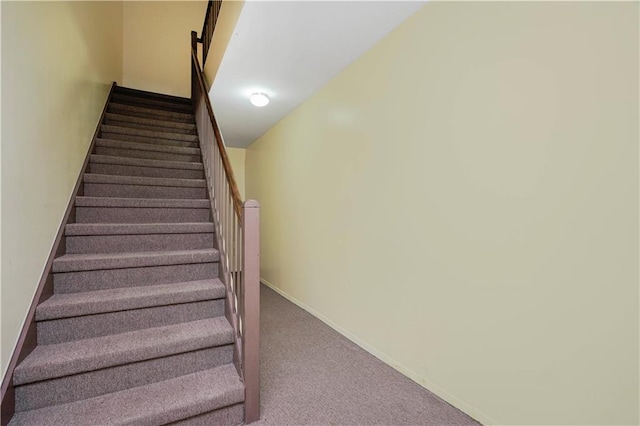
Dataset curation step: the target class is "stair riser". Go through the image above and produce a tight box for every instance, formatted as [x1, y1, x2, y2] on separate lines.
[54, 263, 218, 294]
[76, 206, 210, 224]
[15, 345, 233, 412]
[112, 94, 193, 113]
[104, 118, 196, 135]
[84, 183, 207, 200]
[66, 233, 214, 254]
[106, 110, 194, 126]
[96, 146, 201, 162]
[173, 403, 244, 426]
[90, 162, 204, 179]
[102, 125, 198, 143]
[108, 104, 194, 123]
[38, 299, 224, 344]
[100, 132, 199, 148]
[114, 88, 191, 105]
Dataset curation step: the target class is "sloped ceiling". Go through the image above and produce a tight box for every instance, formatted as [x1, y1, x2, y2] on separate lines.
[211, 1, 426, 148]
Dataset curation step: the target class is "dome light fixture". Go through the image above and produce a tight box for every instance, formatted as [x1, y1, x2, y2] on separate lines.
[250, 92, 270, 107]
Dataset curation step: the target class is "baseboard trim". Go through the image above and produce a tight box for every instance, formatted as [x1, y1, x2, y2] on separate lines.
[260, 278, 497, 426]
[0, 82, 118, 426]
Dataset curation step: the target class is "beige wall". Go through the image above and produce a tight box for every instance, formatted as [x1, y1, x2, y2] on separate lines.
[246, 3, 639, 425]
[203, 0, 244, 87]
[1, 1, 123, 377]
[0, 4, 3, 367]
[123, 1, 207, 98]
[227, 147, 246, 200]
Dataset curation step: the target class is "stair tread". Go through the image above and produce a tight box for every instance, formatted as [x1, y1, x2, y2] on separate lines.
[105, 113, 196, 130]
[75, 196, 209, 208]
[97, 133, 199, 150]
[96, 138, 200, 155]
[52, 249, 219, 273]
[109, 102, 194, 120]
[66, 222, 214, 236]
[101, 124, 198, 142]
[84, 173, 206, 188]
[113, 86, 192, 105]
[36, 278, 225, 321]
[13, 318, 233, 386]
[90, 155, 203, 171]
[111, 94, 194, 113]
[10, 365, 243, 426]
[102, 121, 196, 137]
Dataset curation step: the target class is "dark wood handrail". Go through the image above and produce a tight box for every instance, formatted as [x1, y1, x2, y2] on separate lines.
[200, 0, 212, 43]
[190, 35, 243, 219]
[200, 0, 222, 65]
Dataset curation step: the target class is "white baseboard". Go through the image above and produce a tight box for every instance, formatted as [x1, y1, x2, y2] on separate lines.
[261, 278, 498, 426]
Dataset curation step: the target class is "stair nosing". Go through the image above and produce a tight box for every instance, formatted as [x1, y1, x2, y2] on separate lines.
[101, 124, 198, 142]
[83, 173, 206, 189]
[10, 365, 243, 426]
[36, 279, 225, 321]
[90, 154, 203, 171]
[105, 112, 196, 130]
[98, 134, 199, 150]
[103, 120, 197, 136]
[109, 102, 194, 120]
[66, 222, 214, 236]
[113, 86, 192, 105]
[96, 138, 200, 155]
[75, 196, 210, 208]
[52, 248, 220, 273]
[111, 93, 194, 111]
[13, 318, 234, 386]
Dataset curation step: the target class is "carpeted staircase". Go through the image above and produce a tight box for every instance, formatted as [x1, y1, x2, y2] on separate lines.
[8, 86, 245, 425]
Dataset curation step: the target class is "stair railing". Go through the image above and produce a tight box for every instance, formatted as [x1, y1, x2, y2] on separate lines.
[190, 30, 260, 424]
[199, 0, 222, 66]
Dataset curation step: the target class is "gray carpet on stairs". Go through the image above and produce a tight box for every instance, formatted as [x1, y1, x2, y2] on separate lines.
[10, 365, 244, 425]
[257, 285, 480, 425]
[8, 86, 245, 425]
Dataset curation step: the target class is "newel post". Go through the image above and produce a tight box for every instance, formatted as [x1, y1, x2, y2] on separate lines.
[190, 31, 198, 105]
[242, 200, 260, 423]
[191, 31, 198, 58]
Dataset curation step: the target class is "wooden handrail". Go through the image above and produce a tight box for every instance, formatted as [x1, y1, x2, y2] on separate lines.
[190, 34, 243, 218]
[200, 0, 213, 45]
[200, 0, 222, 65]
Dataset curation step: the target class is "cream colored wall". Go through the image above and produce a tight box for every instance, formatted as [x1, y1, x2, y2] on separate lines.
[0, 3, 3, 366]
[123, 1, 207, 98]
[203, 0, 244, 87]
[246, 3, 638, 425]
[226, 147, 246, 200]
[1, 1, 123, 377]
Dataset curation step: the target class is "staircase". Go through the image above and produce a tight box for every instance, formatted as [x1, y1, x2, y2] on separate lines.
[8, 86, 246, 425]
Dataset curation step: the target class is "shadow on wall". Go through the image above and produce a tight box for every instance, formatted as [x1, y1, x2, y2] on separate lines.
[59, 1, 123, 150]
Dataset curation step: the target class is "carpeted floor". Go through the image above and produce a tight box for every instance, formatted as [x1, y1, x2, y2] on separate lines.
[255, 285, 480, 425]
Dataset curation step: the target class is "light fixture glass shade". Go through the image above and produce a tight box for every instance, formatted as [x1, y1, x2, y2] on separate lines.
[250, 93, 270, 107]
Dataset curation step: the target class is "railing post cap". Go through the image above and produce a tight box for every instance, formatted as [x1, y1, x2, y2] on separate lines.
[244, 200, 260, 209]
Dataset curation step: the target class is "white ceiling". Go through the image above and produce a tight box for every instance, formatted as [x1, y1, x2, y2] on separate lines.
[211, 1, 427, 148]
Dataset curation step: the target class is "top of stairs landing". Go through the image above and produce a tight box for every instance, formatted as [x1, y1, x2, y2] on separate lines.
[113, 86, 192, 105]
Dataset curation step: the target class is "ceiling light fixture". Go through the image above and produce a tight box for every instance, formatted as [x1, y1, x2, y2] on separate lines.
[250, 93, 270, 107]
